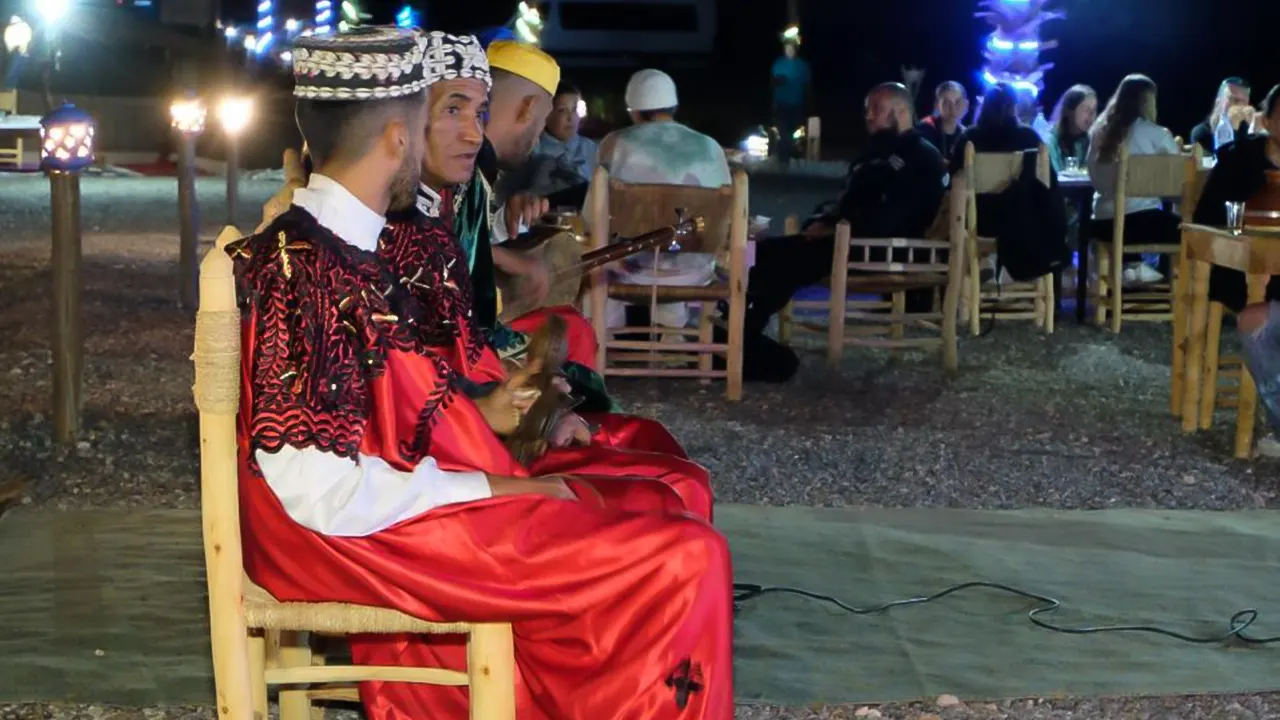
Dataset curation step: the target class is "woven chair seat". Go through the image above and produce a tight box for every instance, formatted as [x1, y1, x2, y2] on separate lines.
[607, 280, 730, 302]
[243, 577, 475, 635]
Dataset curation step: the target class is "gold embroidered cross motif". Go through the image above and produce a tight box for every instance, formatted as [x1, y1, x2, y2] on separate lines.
[401, 266, 431, 292]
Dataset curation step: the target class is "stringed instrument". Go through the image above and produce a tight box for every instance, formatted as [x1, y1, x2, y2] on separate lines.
[497, 212, 705, 321]
[504, 314, 579, 465]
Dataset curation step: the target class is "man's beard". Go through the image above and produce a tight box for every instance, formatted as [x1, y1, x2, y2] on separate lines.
[387, 152, 421, 211]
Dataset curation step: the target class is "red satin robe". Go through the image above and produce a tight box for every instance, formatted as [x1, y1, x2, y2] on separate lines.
[381, 210, 713, 521]
[229, 210, 734, 720]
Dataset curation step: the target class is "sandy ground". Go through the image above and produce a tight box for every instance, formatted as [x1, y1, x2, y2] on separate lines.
[1, 172, 1278, 719]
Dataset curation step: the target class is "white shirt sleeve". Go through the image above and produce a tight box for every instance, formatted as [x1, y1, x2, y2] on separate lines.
[255, 446, 492, 537]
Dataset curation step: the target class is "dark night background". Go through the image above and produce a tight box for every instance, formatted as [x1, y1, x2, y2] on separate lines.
[4, 0, 1279, 159]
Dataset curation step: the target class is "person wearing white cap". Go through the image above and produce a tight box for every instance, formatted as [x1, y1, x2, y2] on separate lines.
[585, 68, 732, 331]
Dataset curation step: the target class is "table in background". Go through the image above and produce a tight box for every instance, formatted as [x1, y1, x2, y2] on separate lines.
[1178, 224, 1280, 458]
[1057, 171, 1093, 322]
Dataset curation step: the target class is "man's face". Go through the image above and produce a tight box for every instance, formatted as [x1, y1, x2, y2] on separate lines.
[936, 89, 968, 125]
[1071, 95, 1098, 134]
[388, 95, 429, 211]
[489, 86, 553, 169]
[1226, 83, 1251, 109]
[546, 92, 581, 142]
[865, 94, 905, 134]
[422, 78, 489, 187]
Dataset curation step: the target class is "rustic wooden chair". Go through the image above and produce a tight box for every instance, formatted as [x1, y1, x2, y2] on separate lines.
[586, 167, 748, 401]
[0, 90, 23, 169]
[195, 226, 517, 720]
[1170, 154, 1220, 419]
[1094, 144, 1199, 333]
[822, 210, 963, 371]
[957, 143, 1056, 336]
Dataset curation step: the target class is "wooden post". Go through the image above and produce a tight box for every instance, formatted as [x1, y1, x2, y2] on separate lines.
[49, 171, 83, 445]
[178, 132, 201, 310]
[467, 623, 516, 720]
[588, 167, 609, 373]
[226, 138, 240, 227]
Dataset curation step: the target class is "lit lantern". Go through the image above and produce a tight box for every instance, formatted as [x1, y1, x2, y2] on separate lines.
[4, 15, 32, 54]
[170, 97, 207, 136]
[216, 95, 253, 137]
[39, 103, 96, 172]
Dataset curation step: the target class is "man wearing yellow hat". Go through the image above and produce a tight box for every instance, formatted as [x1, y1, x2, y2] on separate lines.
[445, 40, 606, 386]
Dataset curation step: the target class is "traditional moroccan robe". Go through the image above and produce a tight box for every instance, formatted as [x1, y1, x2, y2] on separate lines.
[452, 138, 603, 380]
[230, 176, 733, 720]
[381, 198, 713, 521]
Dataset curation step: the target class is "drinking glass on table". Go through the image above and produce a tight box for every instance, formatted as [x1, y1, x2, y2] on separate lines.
[1225, 201, 1246, 235]
[1063, 156, 1080, 173]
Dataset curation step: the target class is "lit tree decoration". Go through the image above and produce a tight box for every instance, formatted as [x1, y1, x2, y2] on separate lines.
[976, 0, 1064, 100]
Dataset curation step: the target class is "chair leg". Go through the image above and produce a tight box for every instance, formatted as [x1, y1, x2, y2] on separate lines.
[1094, 246, 1110, 328]
[778, 301, 793, 344]
[890, 291, 906, 360]
[826, 248, 849, 372]
[697, 302, 713, 384]
[1109, 250, 1124, 334]
[968, 253, 981, 337]
[468, 623, 516, 720]
[726, 293, 746, 403]
[1198, 301, 1224, 430]
[309, 637, 328, 720]
[1033, 276, 1046, 329]
[277, 631, 314, 720]
[1044, 275, 1055, 334]
[248, 631, 268, 720]
[1171, 248, 1190, 416]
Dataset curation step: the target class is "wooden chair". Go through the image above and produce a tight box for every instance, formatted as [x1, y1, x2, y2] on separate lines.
[195, 226, 516, 720]
[824, 210, 963, 371]
[1170, 154, 1214, 418]
[0, 90, 22, 169]
[587, 167, 748, 401]
[1094, 144, 1200, 333]
[957, 143, 1056, 336]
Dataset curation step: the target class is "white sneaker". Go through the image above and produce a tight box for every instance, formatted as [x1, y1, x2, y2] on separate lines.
[1122, 263, 1165, 286]
[1255, 433, 1280, 459]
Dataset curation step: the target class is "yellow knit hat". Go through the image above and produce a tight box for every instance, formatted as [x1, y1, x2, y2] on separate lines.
[486, 40, 560, 96]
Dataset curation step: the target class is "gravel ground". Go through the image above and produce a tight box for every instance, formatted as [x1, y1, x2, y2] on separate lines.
[1, 173, 1278, 719]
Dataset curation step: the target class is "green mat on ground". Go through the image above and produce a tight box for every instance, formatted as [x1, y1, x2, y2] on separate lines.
[2, 506, 1280, 707]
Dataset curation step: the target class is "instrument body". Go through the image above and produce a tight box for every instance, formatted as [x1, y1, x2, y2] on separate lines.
[504, 314, 579, 465]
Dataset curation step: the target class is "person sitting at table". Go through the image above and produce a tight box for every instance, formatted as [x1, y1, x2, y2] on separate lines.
[1046, 84, 1097, 172]
[916, 81, 969, 161]
[1087, 73, 1181, 286]
[1189, 77, 1254, 155]
[1196, 84, 1280, 457]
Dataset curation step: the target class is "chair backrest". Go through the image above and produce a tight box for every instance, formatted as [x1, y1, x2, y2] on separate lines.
[0, 90, 16, 114]
[194, 225, 253, 710]
[1117, 144, 1192, 199]
[605, 176, 737, 254]
[962, 142, 1051, 234]
[1181, 144, 1208, 218]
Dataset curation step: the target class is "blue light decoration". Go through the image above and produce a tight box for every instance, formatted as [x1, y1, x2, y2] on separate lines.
[39, 103, 96, 172]
[255, 0, 274, 54]
[976, 0, 1064, 100]
[314, 0, 332, 35]
[395, 5, 417, 28]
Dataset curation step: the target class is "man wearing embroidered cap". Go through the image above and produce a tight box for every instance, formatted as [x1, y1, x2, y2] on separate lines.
[232, 28, 733, 720]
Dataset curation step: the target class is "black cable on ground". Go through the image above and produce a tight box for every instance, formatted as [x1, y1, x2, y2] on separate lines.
[732, 581, 1280, 646]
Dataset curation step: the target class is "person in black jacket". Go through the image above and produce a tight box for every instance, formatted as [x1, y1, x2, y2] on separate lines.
[1189, 77, 1253, 154]
[743, 82, 946, 338]
[916, 81, 969, 161]
[1196, 84, 1280, 312]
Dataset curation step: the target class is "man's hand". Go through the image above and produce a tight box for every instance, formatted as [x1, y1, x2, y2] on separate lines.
[549, 413, 593, 448]
[505, 193, 550, 237]
[803, 220, 833, 239]
[487, 475, 576, 500]
[1228, 104, 1256, 129]
[256, 149, 307, 232]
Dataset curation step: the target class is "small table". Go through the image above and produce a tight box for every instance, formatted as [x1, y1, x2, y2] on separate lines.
[1178, 224, 1280, 458]
[1057, 171, 1093, 322]
[0, 114, 41, 169]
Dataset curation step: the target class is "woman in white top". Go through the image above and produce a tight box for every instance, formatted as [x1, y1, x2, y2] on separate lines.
[1087, 73, 1182, 284]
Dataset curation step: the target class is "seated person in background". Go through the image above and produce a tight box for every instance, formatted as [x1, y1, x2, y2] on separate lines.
[1190, 77, 1254, 154]
[499, 81, 597, 206]
[916, 80, 969, 160]
[1087, 73, 1181, 285]
[584, 68, 731, 332]
[733, 82, 946, 381]
[1046, 84, 1097, 171]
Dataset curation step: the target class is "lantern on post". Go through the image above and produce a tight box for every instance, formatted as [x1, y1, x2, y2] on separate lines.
[216, 95, 253, 226]
[170, 95, 206, 311]
[39, 102, 95, 445]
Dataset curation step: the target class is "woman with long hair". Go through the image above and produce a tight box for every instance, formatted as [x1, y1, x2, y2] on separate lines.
[1047, 84, 1096, 171]
[1087, 73, 1181, 284]
[948, 82, 1043, 173]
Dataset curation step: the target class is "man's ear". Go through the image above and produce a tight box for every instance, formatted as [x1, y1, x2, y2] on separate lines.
[515, 94, 538, 125]
[383, 114, 409, 162]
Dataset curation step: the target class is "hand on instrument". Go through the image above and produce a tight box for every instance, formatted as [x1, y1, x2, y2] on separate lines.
[549, 413, 593, 448]
[505, 193, 551, 238]
[256, 149, 307, 232]
[476, 360, 544, 435]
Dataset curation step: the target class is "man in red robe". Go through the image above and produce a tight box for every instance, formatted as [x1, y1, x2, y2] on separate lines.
[232, 27, 733, 720]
